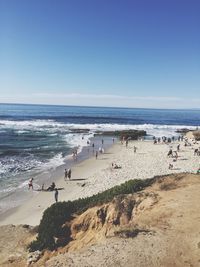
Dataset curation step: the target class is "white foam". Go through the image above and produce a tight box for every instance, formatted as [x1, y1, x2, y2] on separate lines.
[66, 123, 198, 137]
[0, 119, 198, 137]
[37, 152, 65, 171]
[0, 119, 59, 128]
[65, 132, 94, 153]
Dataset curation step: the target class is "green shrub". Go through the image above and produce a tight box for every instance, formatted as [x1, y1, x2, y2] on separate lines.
[29, 178, 154, 251]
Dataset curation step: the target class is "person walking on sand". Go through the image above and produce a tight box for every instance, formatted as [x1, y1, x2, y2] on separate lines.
[95, 151, 98, 159]
[54, 188, 58, 202]
[134, 146, 137, 153]
[28, 178, 34, 190]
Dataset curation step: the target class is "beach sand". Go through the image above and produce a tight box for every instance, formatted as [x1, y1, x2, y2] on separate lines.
[0, 138, 199, 226]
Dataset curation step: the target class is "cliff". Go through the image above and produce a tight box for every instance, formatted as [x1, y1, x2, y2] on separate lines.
[1, 173, 200, 267]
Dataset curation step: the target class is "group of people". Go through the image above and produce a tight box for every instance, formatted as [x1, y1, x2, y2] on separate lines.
[167, 149, 178, 160]
[167, 146, 179, 170]
[120, 137, 137, 153]
[64, 168, 72, 180]
[167, 136, 200, 171]
[153, 135, 183, 144]
[111, 162, 121, 169]
[28, 179, 58, 202]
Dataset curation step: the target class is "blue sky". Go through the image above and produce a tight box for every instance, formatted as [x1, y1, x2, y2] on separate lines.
[0, 0, 200, 108]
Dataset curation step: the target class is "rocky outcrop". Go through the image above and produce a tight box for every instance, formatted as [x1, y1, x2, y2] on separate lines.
[175, 128, 191, 133]
[95, 130, 146, 140]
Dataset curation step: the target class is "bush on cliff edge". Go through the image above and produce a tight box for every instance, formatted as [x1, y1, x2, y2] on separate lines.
[29, 178, 154, 251]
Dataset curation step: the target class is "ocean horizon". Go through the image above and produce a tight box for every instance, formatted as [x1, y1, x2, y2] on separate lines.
[1, 102, 200, 111]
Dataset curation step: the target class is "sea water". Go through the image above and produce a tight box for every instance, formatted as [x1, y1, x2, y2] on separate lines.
[0, 103, 200, 214]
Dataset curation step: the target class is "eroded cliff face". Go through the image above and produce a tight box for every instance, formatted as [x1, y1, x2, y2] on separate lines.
[21, 191, 158, 266]
[63, 191, 158, 252]
[43, 173, 200, 267]
[3, 173, 200, 267]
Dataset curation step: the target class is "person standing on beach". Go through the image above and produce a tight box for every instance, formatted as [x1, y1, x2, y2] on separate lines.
[54, 188, 58, 202]
[64, 169, 68, 180]
[28, 178, 34, 190]
[92, 143, 95, 153]
[74, 149, 78, 161]
[95, 151, 98, 159]
[68, 168, 71, 179]
[126, 139, 128, 147]
[134, 146, 137, 153]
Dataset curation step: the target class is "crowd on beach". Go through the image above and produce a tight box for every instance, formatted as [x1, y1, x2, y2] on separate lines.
[27, 137, 110, 202]
[27, 133, 200, 204]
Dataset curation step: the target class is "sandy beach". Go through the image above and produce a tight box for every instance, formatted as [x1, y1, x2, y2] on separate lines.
[0, 137, 199, 226]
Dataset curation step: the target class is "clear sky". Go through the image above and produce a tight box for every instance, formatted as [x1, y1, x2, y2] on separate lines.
[0, 0, 200, 108]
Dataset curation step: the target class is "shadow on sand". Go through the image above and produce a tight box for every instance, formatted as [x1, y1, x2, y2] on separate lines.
[36, 187, 64, 192]
[68, 178, 87, 181]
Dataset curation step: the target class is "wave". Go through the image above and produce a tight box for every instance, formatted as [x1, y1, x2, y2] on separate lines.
[62, 123, 199, 137]
[0, 118, 198, 131]
[0, 119, 64, 130]
[34, 152, 65, 171]
[0, 152, 65, 198]
[65, 132, 94, 153]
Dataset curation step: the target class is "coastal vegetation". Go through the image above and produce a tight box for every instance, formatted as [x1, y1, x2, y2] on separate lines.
[29, 177, 154, 251]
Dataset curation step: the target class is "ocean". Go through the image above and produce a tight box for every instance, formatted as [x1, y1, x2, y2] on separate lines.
[0, 103, 200, 214]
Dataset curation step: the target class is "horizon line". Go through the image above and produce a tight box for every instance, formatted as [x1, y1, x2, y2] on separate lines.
[0, 102, 200, 111]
